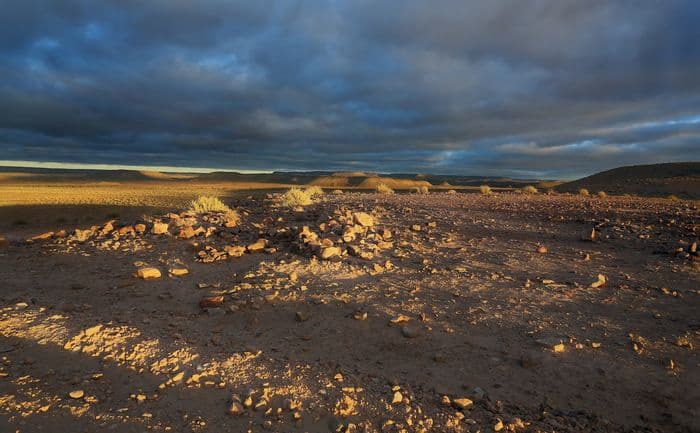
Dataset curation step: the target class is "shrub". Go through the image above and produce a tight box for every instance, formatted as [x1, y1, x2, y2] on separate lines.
[667, 194, 680, 201]
[305, 186, 324, 198]
[447, 189, 457, 194]
[189, 196, 232, 213]
[578, 188, 590, 197]
[410, 186, 420, 194]
[281, 188, 313, 207]
[419, 186, 429, 194]
[376, 183, 395, 194]
[522, 185, 538, 194]
[332, 189, 344, 195]
[479, 185, 492, 195]
[597, 191, 607, 198]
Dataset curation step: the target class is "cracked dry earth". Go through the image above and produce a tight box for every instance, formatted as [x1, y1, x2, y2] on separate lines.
[0, 192, 698, 433]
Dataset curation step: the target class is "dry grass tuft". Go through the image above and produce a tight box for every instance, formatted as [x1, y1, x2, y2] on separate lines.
[305, 186, 324, 198]
[281, 188, 314, 207]
[666, 194, 680, 201]
[332, 189, 344, 195]
[189, 196, 232, 213]
[521, 185, 538, 194]
[412, 186, 430, 194]
[447, 189, 457, 194]
[479, 185, 492, 195]
[376, 183, 395, 194]
[578, 188, 590, 197]
[597, 191, 607, 198]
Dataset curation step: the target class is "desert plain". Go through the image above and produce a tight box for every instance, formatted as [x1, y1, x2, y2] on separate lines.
[0, 172, 698, 433]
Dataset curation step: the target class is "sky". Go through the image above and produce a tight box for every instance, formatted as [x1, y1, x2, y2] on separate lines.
[1, 1, 699, 179]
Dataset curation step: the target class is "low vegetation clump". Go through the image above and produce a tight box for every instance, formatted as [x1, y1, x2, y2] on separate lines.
[376, 183, 395, 194]
[597, 191, 607, 198]
[281, 188, 314, 207]
[189, 196, 232, 213]
[479, 185, 492, 195]
[521, 185, 538, 194]
[667, 194, 680, 201]
[447, 189, 457, 194]
[412, 186, 429, 194]
[305, 186, 324, 198]
[332, 189, 344, 195]
[578, 188, 590, 197]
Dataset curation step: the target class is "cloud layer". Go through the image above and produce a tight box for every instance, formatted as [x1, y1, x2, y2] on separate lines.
[1, 0, 699, 178]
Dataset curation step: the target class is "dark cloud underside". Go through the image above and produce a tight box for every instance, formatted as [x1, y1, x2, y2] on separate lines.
[1, 0, 699, 178]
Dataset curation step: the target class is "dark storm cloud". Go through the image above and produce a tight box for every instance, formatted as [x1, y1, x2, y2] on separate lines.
[0, 0, 699, 177]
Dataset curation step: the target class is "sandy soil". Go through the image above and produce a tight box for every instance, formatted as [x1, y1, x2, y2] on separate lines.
[0, 192, 698, 433]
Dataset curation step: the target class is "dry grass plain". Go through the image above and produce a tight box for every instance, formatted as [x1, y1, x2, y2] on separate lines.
[0, 181, 698, 433]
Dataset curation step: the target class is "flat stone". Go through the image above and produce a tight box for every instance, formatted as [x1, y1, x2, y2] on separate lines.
[152, 221, 169, 235]
[353, 212, 375, 227]
[137, 267, 161, 279]
[169, 268, 189, 276]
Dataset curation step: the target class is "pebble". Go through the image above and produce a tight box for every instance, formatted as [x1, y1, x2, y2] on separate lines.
[452, 398, 473, 410]
[169, 268, 189, 276]
[137, 267, 161, 279]
[69, 390, 84, 399]
[401, 325, 420, 338]
[391, 391, 403, 404]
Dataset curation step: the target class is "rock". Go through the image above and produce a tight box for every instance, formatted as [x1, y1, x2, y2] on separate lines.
[68, 390, 84, 399]
[320, 246, 341, 260]
[494, 419, 504, 432]
[246, 239, 267, 253]
[152, 221, 169, 235]
[391, 391, 403, 404]
[15, 302, 28, 309]
[353, 311, 368, 321]
[590, 274, 607, 288]
[535, 337, 565, 352]
[177, 226, 195, 239]
[169, 268, 189, 276]
[137, 267, 161, 279]
[537, 245, 548, 254]
[452, 398, 473, 410]
[580, 227, 596, 241]
[390, 314, 411, 324]
[224, 245, 246, 258]
[0, 235, 7, 247]
[675, 336, 692, 348]
[295, 311, 309, 322]
[228, 401, 245, 415]
[199, 296, 224, 308]
[30, 232, 54, 242]
[401, 325, 420, 338]
[353, 212, 375, 227]
[411, 224, 421, 231]
[134, 223, 146, 234]
[289, 271, 298, 283]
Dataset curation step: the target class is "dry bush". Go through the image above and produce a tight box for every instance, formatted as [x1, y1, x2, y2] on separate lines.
[447, 189, 457, 194]
[189, 196, 232, 213]
[667, 194, 680, 201]
[376, 183, 395, 194]
[522, 185, 538, 194]
[419, 185, 429, 194]
[597, 191, 607, 198]
[479, 185, 492, 195]
[281, 188, 313, 207]
[305, 186, 324, 198]
[332, 189, 344, 195]
[578, 188, 590, 197]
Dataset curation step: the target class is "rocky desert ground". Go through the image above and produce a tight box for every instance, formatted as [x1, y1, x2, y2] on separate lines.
[0, 190, 698, 433]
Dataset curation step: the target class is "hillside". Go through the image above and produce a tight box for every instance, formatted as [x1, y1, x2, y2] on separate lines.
[556, 162, 700, 198]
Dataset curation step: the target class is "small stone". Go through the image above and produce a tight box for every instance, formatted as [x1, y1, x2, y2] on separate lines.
[137, 267, 161, 279]
[177, 226, 195, 239]
[452, 398, 473, 410]
[15, 302, 29, 309]
[295, 311, 309, 322]
[537, 245, 548, 254]
[590, 274, 607, 288]
[353, 311, 368, 321]
[228, 401, 245, 415]
[391, 391, 403, 404]
[169, 268, 189, 276]
[411, 224, 421, 231]
[591, 342, 602, 349]
[320, 246, 341, 260]
[69, 390, 84, 399]
[224, 245, 246, 257]
[353, 212, 375, 227]
[494, 419, 504, 432]
[246, 239, 267, 253]
[199, 296, 224, 308]
[152, 221, 169, 235]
